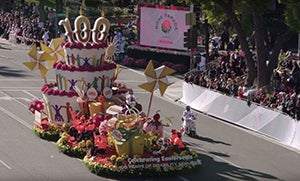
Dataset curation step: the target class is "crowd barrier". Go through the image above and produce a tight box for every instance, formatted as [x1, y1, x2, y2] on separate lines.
[181, 82, 300, 151]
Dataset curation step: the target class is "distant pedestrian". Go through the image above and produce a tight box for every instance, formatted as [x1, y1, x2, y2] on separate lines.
[42, 29, 50, 45]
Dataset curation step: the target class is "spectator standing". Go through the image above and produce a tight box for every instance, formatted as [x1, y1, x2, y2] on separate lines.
[42, 28, 49, 45]
[113, 31, 124, 63]
[220, 30, 229, 50]
[118, 36, 126, 62]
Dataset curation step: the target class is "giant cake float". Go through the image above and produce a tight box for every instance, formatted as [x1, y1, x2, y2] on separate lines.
[24, 11, 201, 178]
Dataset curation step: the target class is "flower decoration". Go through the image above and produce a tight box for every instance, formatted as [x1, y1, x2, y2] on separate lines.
[138, 60, 175, 96]
[161, 20, 171, 33]
[33, 119, 60, 142]
[121, 57, 135, 66]
[23, 43, 55, 78]
[134, 58, 147, 68]
[29, 99, 44, 114]
[138, 60, 175, 117]
[40, 37, 65, 66]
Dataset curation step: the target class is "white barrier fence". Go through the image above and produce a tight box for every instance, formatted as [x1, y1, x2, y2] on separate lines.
[181, 82, 299, 150]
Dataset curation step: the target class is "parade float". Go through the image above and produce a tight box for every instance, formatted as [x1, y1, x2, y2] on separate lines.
[23, 10, 201, 177]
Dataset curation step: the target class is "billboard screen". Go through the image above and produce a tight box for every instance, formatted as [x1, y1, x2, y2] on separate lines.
[139, 6, 190, 51]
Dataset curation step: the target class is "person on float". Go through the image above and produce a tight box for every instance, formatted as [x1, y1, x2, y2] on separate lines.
[169, 129, 178, 143]
[153, 137, 169, 155]
[173, 132, 186, 152]
[169, 130, 186, 151]
[125, 89, 136, 108]
[181, 105, 195, 136]
[143, 111, 163, 137]
[125, 89, 143, 112]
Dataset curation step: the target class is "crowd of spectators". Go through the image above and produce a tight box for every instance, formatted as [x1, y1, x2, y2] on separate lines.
[0, 2, 137, 49]
[0, 2, 55, 46]
[185, 48, 300, 120]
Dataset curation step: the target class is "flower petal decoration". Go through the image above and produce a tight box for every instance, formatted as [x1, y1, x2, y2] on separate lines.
[138, 60, 175, 96]
[23, 43, 53, 78]
[40, 37, 64, 66]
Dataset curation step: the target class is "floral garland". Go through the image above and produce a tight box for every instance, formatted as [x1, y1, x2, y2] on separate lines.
[121, 57, 188, 73]
[127, 45, 189, 56]
[32, 123, 60, 142]
[83, 149, 201, 178]
[56, 132, 92, 158]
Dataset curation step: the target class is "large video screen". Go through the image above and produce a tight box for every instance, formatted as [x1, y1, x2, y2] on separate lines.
[139, 6, 190, 51]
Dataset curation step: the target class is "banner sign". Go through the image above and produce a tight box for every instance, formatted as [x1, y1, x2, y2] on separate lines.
[140, 6, 190, 50]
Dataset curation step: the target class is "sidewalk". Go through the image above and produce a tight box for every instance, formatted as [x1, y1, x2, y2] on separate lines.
[164, 76, 184, 102]
[0, 37, 30, 50]
[0, 38, 10, 46]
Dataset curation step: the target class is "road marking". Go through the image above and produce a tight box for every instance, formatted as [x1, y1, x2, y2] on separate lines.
[0, 87, 41, 89]
[177, 176, 190, 181]
[0, 105, 32, 129]
[0, 91, 29, 109]
[0, 55, 12, 59]
[0, 96, 31, 102]
[22, 90, 39, 99]
[0, 159, 12, 170]
[0, 79, 55, 81]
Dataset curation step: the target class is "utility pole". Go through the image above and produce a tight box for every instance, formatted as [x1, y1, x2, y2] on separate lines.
[204, 17, 209, 69]
[184, 4, 198, 71]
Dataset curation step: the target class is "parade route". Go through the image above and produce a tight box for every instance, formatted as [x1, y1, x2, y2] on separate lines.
[2, 38, 300, 181]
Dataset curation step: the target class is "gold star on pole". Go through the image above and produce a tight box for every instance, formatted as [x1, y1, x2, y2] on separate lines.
[113, 64, 122, 81]
[23, 44, 53, 80]
[40, 37, 64, 66]
[138, 60, 175, 118]
[138, 60, 175, 96]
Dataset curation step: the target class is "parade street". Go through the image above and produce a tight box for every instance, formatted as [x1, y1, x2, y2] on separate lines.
[1, 40, 300, 181]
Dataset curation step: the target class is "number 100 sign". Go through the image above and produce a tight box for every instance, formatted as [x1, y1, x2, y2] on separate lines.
[59, 15, 110, 44]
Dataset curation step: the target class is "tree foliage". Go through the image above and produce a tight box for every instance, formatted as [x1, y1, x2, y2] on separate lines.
[181, 0, 296, 88]
[280, 0, 300, 32]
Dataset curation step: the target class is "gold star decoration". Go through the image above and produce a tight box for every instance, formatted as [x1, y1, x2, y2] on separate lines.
[138, 60, 175, 96]
[113, 64, 122, 81]
[23, 43, 53, 78]
[40, 37, 64, 66]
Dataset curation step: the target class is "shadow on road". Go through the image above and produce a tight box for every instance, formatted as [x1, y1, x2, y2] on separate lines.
[208, 151, 230, 157]
[192, 134, 232, 146]
[183, 153, 280, 181]
[0, 66, 28, 77]
[114, 152, 279, 181]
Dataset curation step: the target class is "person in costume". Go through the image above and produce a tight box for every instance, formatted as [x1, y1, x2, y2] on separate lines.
[173, 132, 186, 152]
[143, 111, 163, 137]
[181, 105, 195, 136]
[153, 137, 169, 155]
[126, 89, 136, 107]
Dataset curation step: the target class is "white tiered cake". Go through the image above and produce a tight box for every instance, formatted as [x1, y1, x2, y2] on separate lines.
[42, 15, 120, 125]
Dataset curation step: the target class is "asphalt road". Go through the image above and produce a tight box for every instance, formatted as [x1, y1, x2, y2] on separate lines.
[1, 39, 300, 181]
